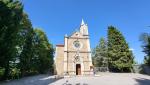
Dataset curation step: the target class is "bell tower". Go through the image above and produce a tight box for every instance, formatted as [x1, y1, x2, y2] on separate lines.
[80, 19, 89, 36]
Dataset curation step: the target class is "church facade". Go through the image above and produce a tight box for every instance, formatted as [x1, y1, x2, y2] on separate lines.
[55, 20, 93, 75]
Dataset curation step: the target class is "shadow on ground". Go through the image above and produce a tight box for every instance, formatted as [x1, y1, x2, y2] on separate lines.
[0, 74, 62, 85]
[62, 81, 88, 85]
[135, 77, 150, 85]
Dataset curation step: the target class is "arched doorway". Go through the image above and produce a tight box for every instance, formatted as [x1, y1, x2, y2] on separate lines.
[76, 64, 81, 75]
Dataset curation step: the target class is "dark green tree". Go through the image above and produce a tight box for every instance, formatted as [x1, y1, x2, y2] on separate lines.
[140, 33, 150, 66]
[107, 26, 134, 72]
[0, 0, 23, 79]
[92, 37, 108, 67]
[33, 29, 54, 74]
[18, 13, 35, 77]
[0, 0, 54, 80]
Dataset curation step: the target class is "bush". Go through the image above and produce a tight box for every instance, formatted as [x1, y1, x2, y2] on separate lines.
[10, 68, 21, 79]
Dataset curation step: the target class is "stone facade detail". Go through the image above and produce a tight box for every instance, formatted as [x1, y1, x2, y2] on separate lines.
[55, 19, 93, 75]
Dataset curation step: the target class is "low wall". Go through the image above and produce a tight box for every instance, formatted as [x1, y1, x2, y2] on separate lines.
[133, 64, 150, 75]
[94, 67, 109, 74]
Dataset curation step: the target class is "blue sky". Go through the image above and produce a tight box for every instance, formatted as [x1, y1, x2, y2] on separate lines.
[21, 0, 150, 64]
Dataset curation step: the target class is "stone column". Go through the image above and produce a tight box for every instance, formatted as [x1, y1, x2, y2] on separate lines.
[64, 35, 68, 75]
[87, 37, 93, 75]
[87, 38, 92, 66]
[80, 55, 84, 75]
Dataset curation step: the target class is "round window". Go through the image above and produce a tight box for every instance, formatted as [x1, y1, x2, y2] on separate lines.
[73, 41, 80, 48]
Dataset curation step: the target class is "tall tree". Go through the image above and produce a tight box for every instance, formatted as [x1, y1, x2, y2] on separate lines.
[0, 0, 23, 79]
[18, 13, 35, 77]
[0, 0, 54, 80]
[107, 26, 134, 72]
[92, 37, 108, 67]
[140, 33, 150, 66]
[33, 29, 54, 74]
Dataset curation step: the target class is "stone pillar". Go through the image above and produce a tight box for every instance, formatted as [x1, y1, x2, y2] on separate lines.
[87, 37, 93, 75]
[64, 35, 68, 75]
[87, 38, 92, 66]
[80, 56, 84, 75]
[72, 62, 75, 75]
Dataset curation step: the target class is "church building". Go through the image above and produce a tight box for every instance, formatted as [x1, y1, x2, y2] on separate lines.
[55, 19, 93, 75]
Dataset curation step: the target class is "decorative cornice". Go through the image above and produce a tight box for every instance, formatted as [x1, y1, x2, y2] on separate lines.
[67, 37, 89, 39]
[64, 51, 91, 53]
[64, 61, 92, 62]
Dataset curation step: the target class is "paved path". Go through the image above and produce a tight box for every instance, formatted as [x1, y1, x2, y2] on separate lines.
[0, 75, 59, 85]
[1, 73, 150, 85]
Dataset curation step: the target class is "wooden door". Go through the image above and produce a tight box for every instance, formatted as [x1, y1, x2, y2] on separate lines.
[76, 64, 81, 75]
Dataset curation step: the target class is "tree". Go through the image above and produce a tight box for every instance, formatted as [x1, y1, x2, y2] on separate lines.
[92, 37, 108, 67]
[107, 26, 134, 72]
[33, 29, 54, 74]
[0, 0, 23, 79]
[140, 33, 150, 66]
[18, 13, 35, 77]
[0, 0, 54, 80]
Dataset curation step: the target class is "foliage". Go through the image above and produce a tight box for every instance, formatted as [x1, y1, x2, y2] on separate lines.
[107, 26, 134, 72]
[0, 0, 23, 79]
[18, 13, 35, 77]
[92, 37, 108, 67]
[0, 0, 54, 80]
[140, 33, 150, 66]
[33, 29, 54, 74]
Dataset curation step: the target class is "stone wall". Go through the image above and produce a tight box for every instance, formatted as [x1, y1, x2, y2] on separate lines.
[55, 46, 64, 75]
[133, 64, 150, 75]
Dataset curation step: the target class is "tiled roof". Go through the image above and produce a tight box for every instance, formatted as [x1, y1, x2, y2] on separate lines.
[56, 44, 64, 47]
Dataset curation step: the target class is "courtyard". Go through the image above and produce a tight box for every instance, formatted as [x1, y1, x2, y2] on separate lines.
[0, 73, 150, 85]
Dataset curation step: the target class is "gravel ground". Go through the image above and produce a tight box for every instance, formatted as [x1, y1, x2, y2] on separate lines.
[0, 73, 150, 85]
